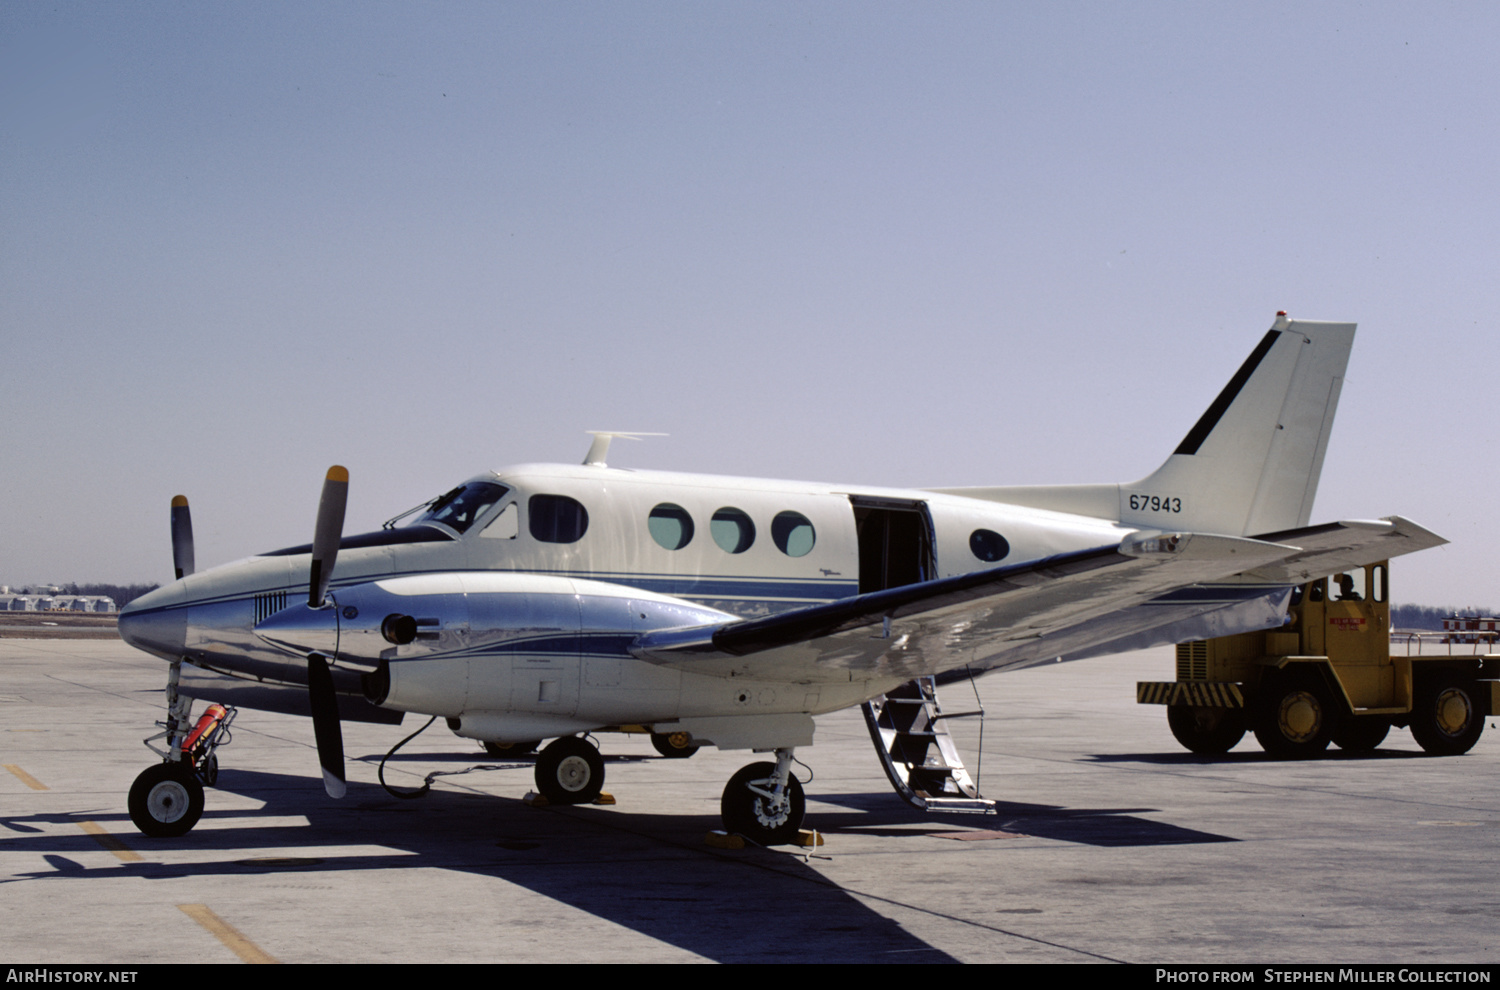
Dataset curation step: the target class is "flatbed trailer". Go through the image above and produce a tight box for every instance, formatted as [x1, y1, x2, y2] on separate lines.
[1138, 560, 1499, 757]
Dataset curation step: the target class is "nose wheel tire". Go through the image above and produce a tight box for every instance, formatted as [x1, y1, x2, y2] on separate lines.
[650, 731, 700, 759]
[1410, 673, 1485, 755]
[128, 762, 205, 838]
[720, 761, 806, 846]
[534, 737, 605, 804]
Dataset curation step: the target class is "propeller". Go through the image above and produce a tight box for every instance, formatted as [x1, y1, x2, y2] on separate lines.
[309, 465, 349, 608]
[307, 651, 346, 799]
[307, 465, 349, 798]
[170, 495, 195, 579]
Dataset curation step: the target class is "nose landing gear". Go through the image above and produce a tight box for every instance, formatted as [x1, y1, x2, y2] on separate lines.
[128, 761, 203, 838]
[128, 657, 235, 837]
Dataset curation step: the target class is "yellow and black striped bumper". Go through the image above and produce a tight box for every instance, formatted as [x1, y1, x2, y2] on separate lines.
[1137, 681, 1245, 707]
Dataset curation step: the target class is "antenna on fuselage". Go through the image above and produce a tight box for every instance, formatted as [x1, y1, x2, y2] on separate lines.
[582, 431, 667, 467]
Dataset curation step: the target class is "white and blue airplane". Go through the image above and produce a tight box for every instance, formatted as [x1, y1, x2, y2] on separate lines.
[118, 313, 1444, 843]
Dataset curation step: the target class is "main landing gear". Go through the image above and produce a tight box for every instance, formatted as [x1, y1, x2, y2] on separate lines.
[528, 737, 808, 844]
[720, 748, 805, 845]
[533, 736, 605, 804]
[128, 658, 236, 837]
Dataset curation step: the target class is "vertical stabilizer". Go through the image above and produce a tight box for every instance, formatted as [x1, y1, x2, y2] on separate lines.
[1123, 316, 1354, 536]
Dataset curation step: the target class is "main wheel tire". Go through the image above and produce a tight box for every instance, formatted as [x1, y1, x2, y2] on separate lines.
[128, 762, 205, 838]
[1409, 672, 1485, 755]
[1167, 705, 1246, 754]
[1253, 672, 1337, 759]
[650, 731, 700, 759]
[534, 737, 604, 804]
[720, 762, 806, 846]
[483, 740, 540, 758]
[1332, 717, 1391, 753]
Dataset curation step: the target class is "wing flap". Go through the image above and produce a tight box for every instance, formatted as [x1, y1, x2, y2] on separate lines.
[633, 532, 1300, 683]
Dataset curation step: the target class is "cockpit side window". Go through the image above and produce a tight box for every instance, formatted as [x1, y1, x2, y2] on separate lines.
[530, 494, 589, 543]
[415, 482, 510, 535]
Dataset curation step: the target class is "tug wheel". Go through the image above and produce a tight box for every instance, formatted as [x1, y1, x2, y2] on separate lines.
[1166, 705, 1245, 754]
[720, 762, 805, 846]
[1410, 673, 1485, 756]
[650, 731, 700, 759]
[1332, 717, 1391, 753]
[1253, 671, 1336, 759]
[128, 762, 205, 838]
[483, 740, 540, 758]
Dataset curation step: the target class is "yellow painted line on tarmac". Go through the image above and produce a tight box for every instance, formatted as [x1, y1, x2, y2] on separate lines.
[77, 821, 144, 862]
[4, 763, 48, 790]
[178, 904, 280, 964]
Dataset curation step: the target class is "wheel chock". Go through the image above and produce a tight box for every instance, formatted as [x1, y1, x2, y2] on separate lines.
[593, 792, 615, 805]
[705, 830, 745, 849]
[523, 791, 549, 807]
[796, 829, 824, 848]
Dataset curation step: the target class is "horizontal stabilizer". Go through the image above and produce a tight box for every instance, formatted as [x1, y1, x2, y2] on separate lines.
[1240, 516, 1447, 583]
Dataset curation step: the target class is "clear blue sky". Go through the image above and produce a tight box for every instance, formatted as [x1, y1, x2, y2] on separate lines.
[2, 1, 1495, 606]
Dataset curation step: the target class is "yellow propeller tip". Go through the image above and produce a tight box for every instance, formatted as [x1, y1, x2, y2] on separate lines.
[326, 466, 349, 483]
[171, 495, 189, 507]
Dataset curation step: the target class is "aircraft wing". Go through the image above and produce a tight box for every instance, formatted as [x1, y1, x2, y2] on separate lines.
[1240, 516, 1447, 583]
[632, 532, 1302, 683]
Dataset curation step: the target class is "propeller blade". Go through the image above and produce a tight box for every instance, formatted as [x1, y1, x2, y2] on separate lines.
[309, 465, 349, 608]
[170, 496, 195, 580]
[307, 652, 346, 799]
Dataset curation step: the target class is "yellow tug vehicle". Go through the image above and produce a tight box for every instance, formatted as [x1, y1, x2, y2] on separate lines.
[1139, 560, 1499, 757]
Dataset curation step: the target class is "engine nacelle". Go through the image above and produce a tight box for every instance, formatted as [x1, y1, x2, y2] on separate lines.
[255, 571, 733, 725]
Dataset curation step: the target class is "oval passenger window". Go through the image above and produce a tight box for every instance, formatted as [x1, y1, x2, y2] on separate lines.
[710, 507, 755, 554]
[648, 503, 694, 550]
[969, 529, 1010, 563]
[771, 511, 815, 557]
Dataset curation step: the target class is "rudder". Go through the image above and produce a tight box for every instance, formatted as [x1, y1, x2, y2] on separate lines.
[1122, 314, 1355, 536]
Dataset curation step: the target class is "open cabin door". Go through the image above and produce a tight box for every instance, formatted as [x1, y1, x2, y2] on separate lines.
[849, 496, 936, 594]
[849, 495, 994, 815]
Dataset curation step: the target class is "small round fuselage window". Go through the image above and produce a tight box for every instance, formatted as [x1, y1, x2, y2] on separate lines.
[711, 507, 756, 554]
[648, 503, 694, 550]
[771, 511, 815, 557]
[970, 529, 1010, 563]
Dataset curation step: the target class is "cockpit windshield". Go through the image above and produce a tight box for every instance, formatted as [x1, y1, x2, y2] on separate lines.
[411, 482, 510, 535]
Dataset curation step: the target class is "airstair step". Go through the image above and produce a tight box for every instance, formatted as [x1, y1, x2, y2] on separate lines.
[921, 797, 996, 814]
[863, 675, 989, 816]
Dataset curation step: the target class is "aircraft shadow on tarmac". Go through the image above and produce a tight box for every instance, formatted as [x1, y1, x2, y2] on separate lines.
[812, 791, 1236, 847]
[3, 762, 968, 964]
[0, 742, 1244, 962]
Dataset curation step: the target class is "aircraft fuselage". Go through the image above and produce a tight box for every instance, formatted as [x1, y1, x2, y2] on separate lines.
[121, 462, 1168, 745]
